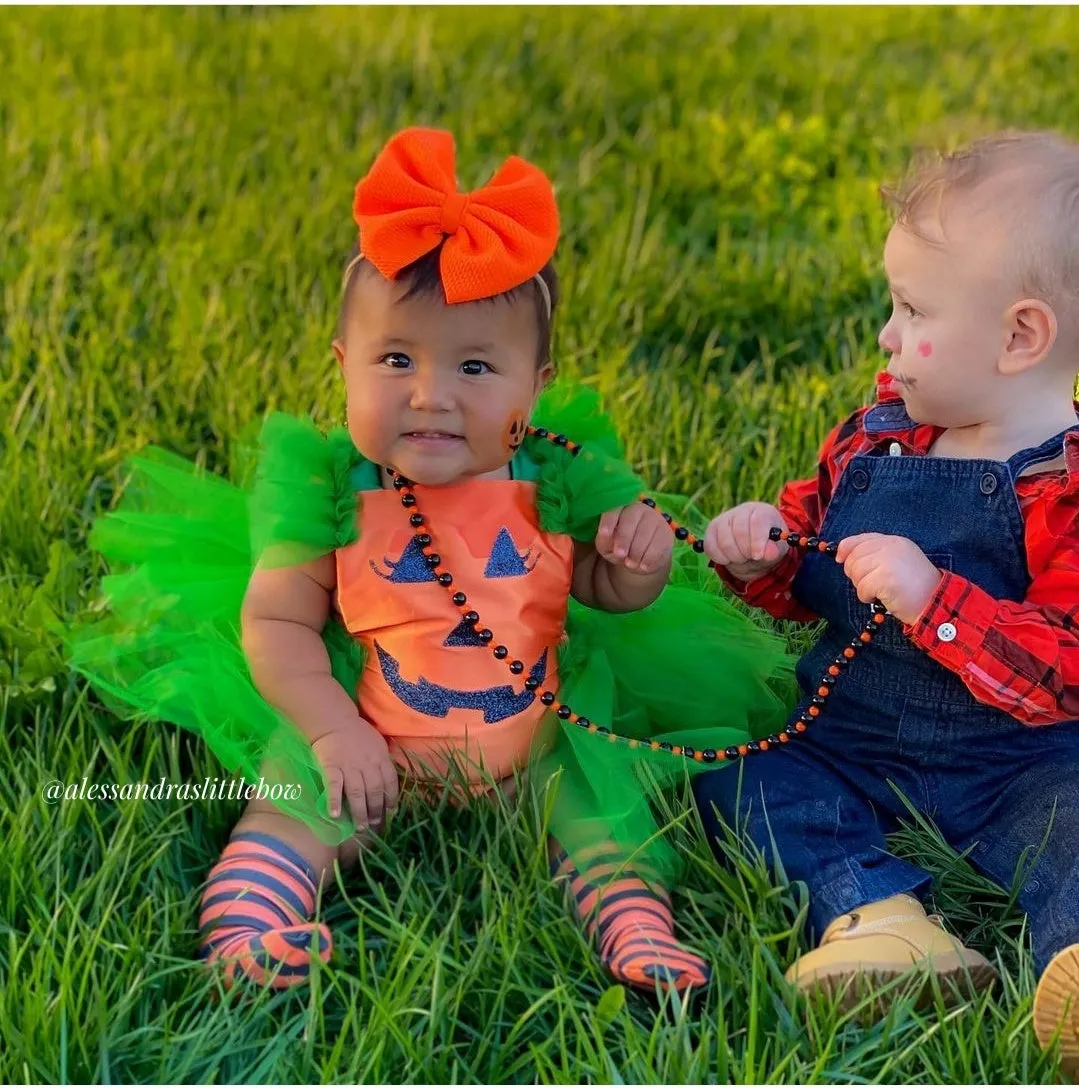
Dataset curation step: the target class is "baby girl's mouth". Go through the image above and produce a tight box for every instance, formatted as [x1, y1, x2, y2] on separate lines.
[403, 431, 464, 442]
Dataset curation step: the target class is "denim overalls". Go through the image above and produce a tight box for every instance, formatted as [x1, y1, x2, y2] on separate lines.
[694, 402, 1079, 972]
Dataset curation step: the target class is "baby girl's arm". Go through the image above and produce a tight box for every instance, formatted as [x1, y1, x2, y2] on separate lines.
[572, 502, 672, 613]
[241, 556, 399, 826]
[241, 556, 362, 740]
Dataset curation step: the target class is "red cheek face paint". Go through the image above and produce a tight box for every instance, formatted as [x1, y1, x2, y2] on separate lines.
[501, 410, 526, 455]
[917, 340, 933, 358]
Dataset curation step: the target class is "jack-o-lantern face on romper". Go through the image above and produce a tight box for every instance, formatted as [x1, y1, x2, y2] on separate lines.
[335, 477, 574, 781]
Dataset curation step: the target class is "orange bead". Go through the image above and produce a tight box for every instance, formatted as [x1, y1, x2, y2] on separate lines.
[759, 740, 770, 751]
[843, 648, 855, 659]
[778, 733, 790, 743]
[608, 733, 618, 742]
[860, 632, 872, 643]
[694, 752, 704, 762]
[817, 686, 829, 697]
[737, 745, 748, 756]
[808, 706, 820, 717]
[818, 541, 827, 552]
[629, 738, 638, 748]
[671, 745, 682, 756]
[651, 741, 660, 751]
[873, 613, 886, 624]
[795, 722, 807, 732]
[588, 724, 598, 733]
[828, 666, 840, 677]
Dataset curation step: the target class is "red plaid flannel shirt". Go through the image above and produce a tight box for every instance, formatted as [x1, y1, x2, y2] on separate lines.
[721, 372, 1079, 727]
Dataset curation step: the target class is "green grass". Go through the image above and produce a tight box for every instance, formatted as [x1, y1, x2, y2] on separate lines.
[3, 5, 1079, 1082]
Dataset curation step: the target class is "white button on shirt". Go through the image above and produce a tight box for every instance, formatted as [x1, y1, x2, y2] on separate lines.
[936, 622, 957, 643]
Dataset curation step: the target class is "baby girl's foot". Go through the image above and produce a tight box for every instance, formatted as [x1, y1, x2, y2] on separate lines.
[552, 846, 712, 995]
[198, 830, 332, 989]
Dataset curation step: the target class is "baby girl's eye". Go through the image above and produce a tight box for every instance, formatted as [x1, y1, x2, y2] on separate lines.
[901, 301, 920, 319]
[461, 360, 491, 375]
[381, 352, 413, 369]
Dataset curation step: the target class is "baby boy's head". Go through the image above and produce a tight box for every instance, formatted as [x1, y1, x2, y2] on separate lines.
[877, 131, 1079, 428]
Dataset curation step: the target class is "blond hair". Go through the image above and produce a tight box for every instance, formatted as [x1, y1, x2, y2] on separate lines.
[882, 130, 1079, 325]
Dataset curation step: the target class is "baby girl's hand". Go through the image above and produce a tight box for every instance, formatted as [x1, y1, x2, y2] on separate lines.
[704, 502, 790, 582]
[595, 502, 673, 574]
[312, 720, 399, 831]
[835, 533, 944, 625]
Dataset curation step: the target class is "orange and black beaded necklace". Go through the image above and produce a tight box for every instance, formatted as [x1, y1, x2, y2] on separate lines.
[389, 424, 888, 765]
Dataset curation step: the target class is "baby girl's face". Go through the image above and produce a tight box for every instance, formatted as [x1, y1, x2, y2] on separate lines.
[333, 270, 551, 486]
[877, 216, 1015, 428]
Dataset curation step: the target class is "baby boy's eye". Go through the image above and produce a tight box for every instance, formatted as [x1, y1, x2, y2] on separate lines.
[381, 352, 413, 369]
[461, 360, 491, 375]
[902, 302, 920, 319]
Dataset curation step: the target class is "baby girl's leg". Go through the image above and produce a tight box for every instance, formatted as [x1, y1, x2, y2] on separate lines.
[550, 838, 710, 993]
[198, 797, 339, 989]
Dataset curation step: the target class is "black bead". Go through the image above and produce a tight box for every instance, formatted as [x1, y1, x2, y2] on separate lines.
[805, 537, 819, 549]
[674, 527, 689, 540]
[570, 446, 581, 457]
[392, 476, 407, 491]
[541, 692, 555, 706]
[577, 717, 590, 728]
[642, 497, 657, 508]
[702, 749, 718, 763]
[438, 573, 453, 587]
[452, 591, 466, 606]
[401, 493, 417, 507]
[464, 610, 479, 624]
[424, 553, 441, 568]
[409, 513, 424, 527]
[554, 434, 568, 446]
[748, 741, 761, 753]
[534, 427, 549, 439]
[509, 660, 524, 674]
[660, 741, 673, 751]
[661, 513, 673, 524]
[596, 725, 609, 735]
[478, 629, 493, 643]
[825, 542, 839, 556]
[524, 677, 540, 690]
[821, 675, 836, 687]
[800, 712, 814, 725]
[725, 746, 741, 760]
[833, 656, 848, 669]
[416, 533, 432, 548]
[785, 726, 800, 737]
[768, 527, 782, 542]
[682, 746, 695, 759]
[493, 645, 508, 659]
[811, 696, 826, 707]
[556, 705, 571, 719]
[693, 540, 705, 553]
[767, 734, 782, 745]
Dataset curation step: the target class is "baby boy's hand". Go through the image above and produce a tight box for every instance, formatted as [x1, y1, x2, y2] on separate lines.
[835, 533, 944, 625]
[595, 502, 673, 575]
[704, 502, 790, 583]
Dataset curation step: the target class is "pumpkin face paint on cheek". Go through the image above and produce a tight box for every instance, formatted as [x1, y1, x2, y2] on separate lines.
[501, 410, 527, 455]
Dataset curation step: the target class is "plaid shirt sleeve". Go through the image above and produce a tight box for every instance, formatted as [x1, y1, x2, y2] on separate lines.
[906, 470, 1079, 726]
[717, 409, 868, 622]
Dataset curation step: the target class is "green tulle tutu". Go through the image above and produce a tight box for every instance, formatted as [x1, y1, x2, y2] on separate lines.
[66, 383, 794, 883]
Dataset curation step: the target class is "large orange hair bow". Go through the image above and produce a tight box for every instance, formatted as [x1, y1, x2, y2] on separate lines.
[352, 128, 559, 304]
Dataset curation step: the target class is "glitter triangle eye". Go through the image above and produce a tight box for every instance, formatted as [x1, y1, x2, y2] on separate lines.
[369, 537, 437, 583]
[484, 527, 537, 578]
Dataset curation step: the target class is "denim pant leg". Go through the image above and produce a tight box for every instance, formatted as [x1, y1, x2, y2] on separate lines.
[950, 755, 1079, 975]
[694, 740, 931, 942]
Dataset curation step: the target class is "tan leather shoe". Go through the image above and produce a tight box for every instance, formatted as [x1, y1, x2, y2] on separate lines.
[785, 894, 998, 1012]
[1033, 943, 1079, 1079]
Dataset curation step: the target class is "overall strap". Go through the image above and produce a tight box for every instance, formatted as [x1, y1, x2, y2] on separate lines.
[1006, 425, 1079, 477]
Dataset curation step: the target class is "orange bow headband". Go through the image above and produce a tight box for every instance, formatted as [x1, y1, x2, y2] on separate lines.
[349, 127, 559, 307]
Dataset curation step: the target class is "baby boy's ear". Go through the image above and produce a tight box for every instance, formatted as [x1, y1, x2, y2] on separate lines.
[332, 340, 346, 367]
[1000, 299, 1057, 375]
